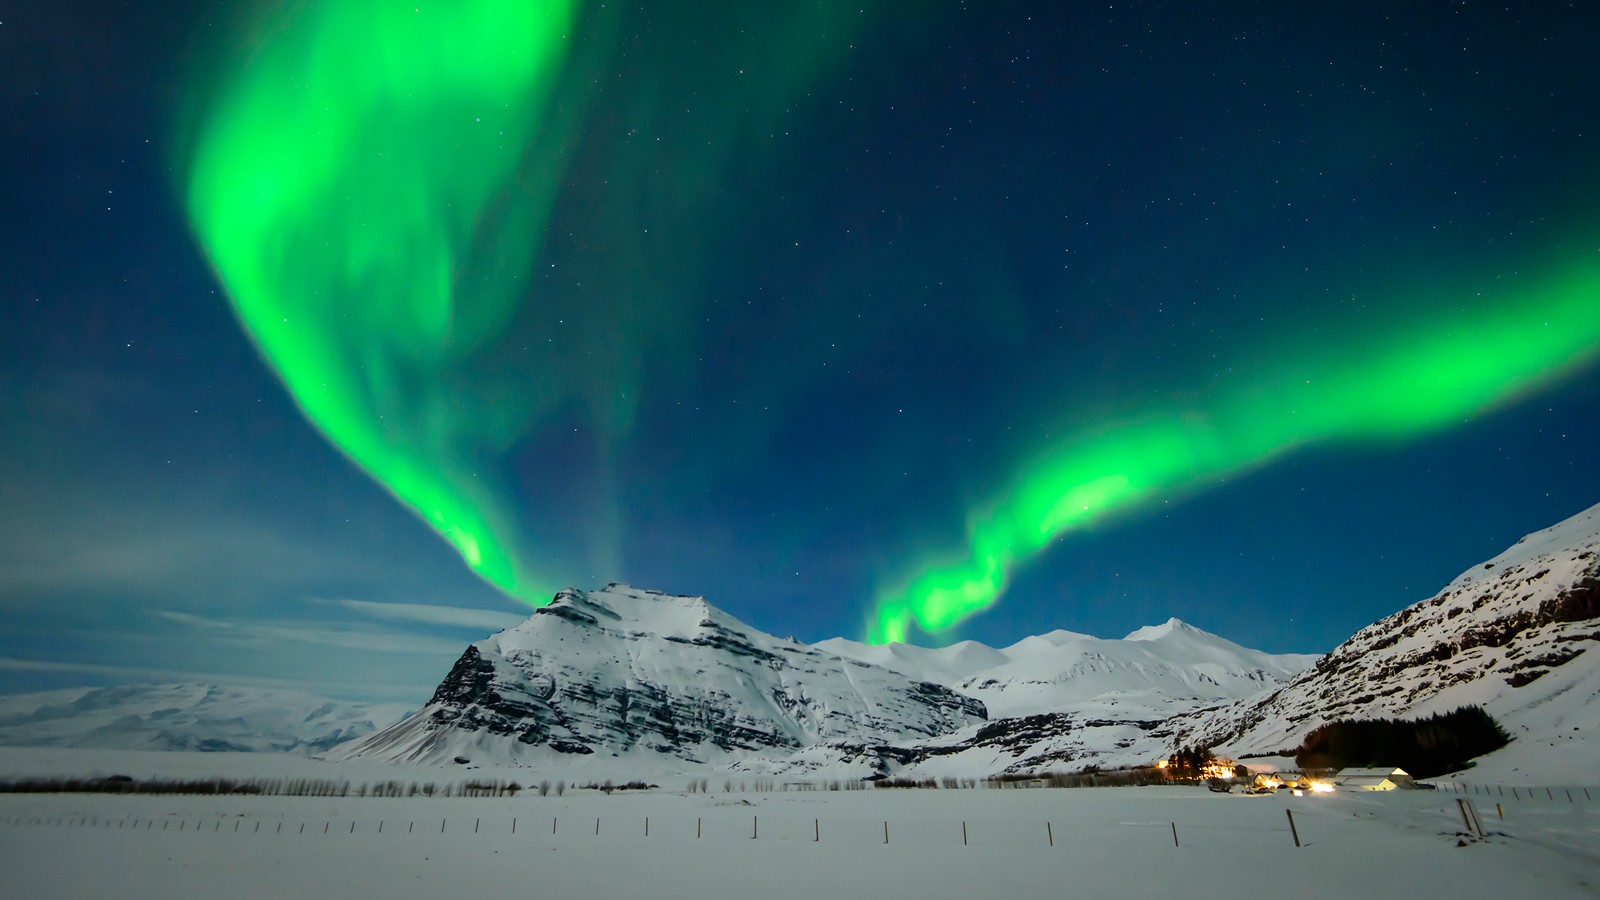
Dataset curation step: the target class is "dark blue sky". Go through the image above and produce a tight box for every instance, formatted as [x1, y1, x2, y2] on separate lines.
[3, 1, 1598, 703]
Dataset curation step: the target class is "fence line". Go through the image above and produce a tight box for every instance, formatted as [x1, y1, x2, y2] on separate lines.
[1, 781, 1591, 850]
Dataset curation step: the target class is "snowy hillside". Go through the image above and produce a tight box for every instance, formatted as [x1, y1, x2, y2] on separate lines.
[335, 584, 1314, 776]
[1156, 501, 1600, 767]
[331, 585, 987, 767]
[793, 620, 1317, 778]
[0, 683, 410, 755]
[24, 504, 1594, 779]
[820, 618, 1316, 719]
[791, 503, 1600, 780]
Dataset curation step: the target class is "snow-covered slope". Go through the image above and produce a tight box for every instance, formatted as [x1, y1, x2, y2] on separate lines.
[335, 585, 1314, 776]
[331, 585, 987, 767]
[819, 618, 1316, 719]
[1160, 502, 1600, 764]
[192, 502, 1600, 778]
[0, 683, 410, 754]
[797, 504, 1600, 780]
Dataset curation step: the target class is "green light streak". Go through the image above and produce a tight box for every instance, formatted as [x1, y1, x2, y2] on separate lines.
[184, 0, 580, 601]
[868, 264, 1600, 643]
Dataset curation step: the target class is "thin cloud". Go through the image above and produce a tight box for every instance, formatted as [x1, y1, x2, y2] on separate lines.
[0, 656, 417, 703]
[146, 609, 468, 657]
[325, 599, 527, 632]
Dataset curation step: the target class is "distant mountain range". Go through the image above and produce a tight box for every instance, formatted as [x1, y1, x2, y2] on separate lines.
[0, 683, 410, 755]
[327, 585, 990, 767]
[9, 503, 1597, 778]
[329, 584, 1316, 774]
[835, 501, 1599, 779]
[337, 503, 1600, 778]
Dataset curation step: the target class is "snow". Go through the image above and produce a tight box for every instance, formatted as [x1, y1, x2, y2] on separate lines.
[1, 757, 1595, 900]
[1, 501, 1598, 896]
[819, 617, 1318, 719]
[1168, 500, 1600, 778]
[0, 683, 410, 754]
[332, 584, 988, 768]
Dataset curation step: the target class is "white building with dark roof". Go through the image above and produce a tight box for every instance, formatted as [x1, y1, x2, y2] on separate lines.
[1333, 767, 1417, 791]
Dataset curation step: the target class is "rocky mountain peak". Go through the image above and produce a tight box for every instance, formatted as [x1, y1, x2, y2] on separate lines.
[335, 585, 988, 768]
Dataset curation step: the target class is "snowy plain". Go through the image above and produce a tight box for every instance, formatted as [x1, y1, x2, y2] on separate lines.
[2, 749, 1596, 899]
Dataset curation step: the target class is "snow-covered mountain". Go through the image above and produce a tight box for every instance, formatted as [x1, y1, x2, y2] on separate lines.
[1162, 501, 1600, 764]
[794, 619, 1319, 778]
[819, 619, 1316, 719]
[0, 683, 410, 754]
[331, 585, 987, 767]
[335, 584, 1314, 774]
[889, 501, 1600, 779]
[34, 503, 1594, 778]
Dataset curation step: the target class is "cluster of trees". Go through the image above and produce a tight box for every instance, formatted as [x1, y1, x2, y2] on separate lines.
[1295, 705, 1511, 778]
[579, 780, 658, 794]
[1163, 745, 1218, 782]
[864, 769, 1176, 789]
[0, 776, 577, 798]
[0, 776, 340, 796]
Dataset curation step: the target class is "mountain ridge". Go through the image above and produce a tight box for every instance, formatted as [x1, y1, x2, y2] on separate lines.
[10, 503, 1596, 779]
[332, 584, 1315, 773]
[0, 682, 410, 755]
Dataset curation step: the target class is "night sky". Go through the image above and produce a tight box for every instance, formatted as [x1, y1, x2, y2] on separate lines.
[4, 1, 1599, 703]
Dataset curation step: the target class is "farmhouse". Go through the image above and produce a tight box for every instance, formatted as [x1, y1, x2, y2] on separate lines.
[1332, 767, 1418, 791]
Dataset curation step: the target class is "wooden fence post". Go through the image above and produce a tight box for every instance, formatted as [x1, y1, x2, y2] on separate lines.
[884, 821, 889, 844]
[1286, 809, 1301, 848]
[962, 821, 968, 846]
[1047, 822, 1054, 847]
[1171, 822, 1179, 848]
[814, 818, 819, 842]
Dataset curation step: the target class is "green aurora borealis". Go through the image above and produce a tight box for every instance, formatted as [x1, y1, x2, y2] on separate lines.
[182, 0, 880, 604]
[175, 0, 1600, 645]
[186, 0, 584, 600]
[866, 264, 1600, 641]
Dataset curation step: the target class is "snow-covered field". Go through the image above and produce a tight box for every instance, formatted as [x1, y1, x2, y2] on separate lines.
[2, 751, 1596, 899]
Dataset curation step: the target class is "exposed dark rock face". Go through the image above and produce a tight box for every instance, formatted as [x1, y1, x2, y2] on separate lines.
[335, 505, 1600, 777]
[336, 585, 987, 765]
